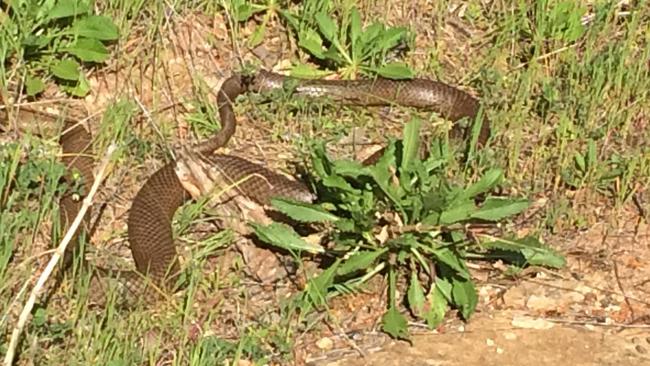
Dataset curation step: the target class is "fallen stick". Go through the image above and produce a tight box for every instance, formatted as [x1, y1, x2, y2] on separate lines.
[3, 143, 116, 366]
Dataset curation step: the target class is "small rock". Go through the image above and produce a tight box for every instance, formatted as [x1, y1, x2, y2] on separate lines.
[526, 294, 558, 311]
[316, 337, 334, 350]
[511, 315, 555, 330]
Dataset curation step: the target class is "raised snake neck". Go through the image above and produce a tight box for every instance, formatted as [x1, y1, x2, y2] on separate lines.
[55, 70, 490, 305]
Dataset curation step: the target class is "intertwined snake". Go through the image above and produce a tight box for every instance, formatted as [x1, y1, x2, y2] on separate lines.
[56, 70, 490, 304]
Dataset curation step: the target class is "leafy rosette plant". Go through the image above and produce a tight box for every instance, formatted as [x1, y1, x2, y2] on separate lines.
[253, 120, 565, 339]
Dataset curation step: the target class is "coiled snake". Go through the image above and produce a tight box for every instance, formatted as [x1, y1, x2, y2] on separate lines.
[56, 70, 490, 304]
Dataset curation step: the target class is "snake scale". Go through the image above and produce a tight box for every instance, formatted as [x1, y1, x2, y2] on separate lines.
[56, 70, 490, 304]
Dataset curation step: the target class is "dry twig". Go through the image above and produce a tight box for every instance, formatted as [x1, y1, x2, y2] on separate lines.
[3, 143, 116, 366]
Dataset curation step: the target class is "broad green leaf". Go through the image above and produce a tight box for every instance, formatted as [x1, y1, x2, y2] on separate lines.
[407, 271, 426, 317]
[250, 222, 324, 254]
[51, 59, 80, 80]
[298, 28, 325, 59]
[462, 168, 503, 199]
[520, 238, 565, 268]
[46, 0, 90, 20]
[433, 247, 470, 279]
[310, 142, 332, 177]
[270, 198, 339, 223]
[439, 200, 475, 225]
[404, 193, 424, 222]
[368, 142, 403, 204]
[315, 12, 338, 43]
[377, 26, 408, 50]
[413, 156, 444, 189]
[482, 236, 566, 268]
[322, 45, 345, 63]
[306, 258, 341, 307]
[234, 2, 257, 21]
[312, 259, 339, 291]
[25, 75, 45, 96]
[334, 218, 356, 232]
[451, 277, 477, 320]
[400, 118, 421, 171]
[359, 22, 383, 48]
[423, 286, 448, 328]
[420, 211, 440, 226]
[322, 174, 359, 193]
[470, 197, 529, 221]
[396, 249, 409, 264]
[358, 190, 377, 216]
[422, 190, 446, 214]
[62, 74, 90, 97]
[376, 62, 414, 79]
[599, 167, 624, 181]
[370, 167, 403, 207]
[435, 277, 453, 302]
[332, 159, 367, 178]
[368, 152, 392, 187]
[349, 7, 362, 44]
[72, 16, 119, 40]
[390, 233, 421, 251]
[371, 140, 396, 168]
[338, 249, 387, 276]
[381, 306, 409, 340]
[66, 38, 109, 62]
[22, 35, 50, 49]
[449, 230, 465, 243]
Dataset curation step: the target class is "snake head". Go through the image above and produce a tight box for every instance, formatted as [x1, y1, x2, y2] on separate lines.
[173, 147, 217, 200]
[173, 147, 273, 234]
[174, 144, 314, 204]
[172, 146, 317, 235]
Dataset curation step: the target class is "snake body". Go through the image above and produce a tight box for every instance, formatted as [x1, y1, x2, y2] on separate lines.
[248, 71, 490, 144]
[59, 119, 95, 270]
[56, 70, 490, 303]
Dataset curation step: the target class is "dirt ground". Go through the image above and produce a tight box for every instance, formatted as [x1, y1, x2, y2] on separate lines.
[332, 314, 650, 366]
[302, 206, 650, 365]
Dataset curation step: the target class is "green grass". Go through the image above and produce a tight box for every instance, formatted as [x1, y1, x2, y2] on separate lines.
[1, 0, 649, 364]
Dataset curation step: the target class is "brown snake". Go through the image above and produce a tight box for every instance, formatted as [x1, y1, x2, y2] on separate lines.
[54, 70, 490, 304]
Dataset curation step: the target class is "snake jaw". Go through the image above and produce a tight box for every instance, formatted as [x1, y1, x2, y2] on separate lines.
[174, 149, 255, 202]
[174, 151, 216, 200]
[173, 149, 274, 235]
